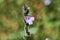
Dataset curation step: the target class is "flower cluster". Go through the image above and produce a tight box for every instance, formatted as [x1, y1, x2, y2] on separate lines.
[24, 14, 35, 25]
[44, 0, 51, 6]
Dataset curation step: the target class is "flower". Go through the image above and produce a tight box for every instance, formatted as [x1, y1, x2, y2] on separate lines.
[45, 38, 50, 40]
[24, 14, 35, 25]
[44, 0, 51, 6]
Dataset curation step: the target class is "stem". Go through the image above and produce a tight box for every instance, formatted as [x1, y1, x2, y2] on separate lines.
[24, 24, 30, 36]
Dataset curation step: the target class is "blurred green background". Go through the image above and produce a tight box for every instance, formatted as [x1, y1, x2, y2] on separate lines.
[0, 0, 60, 40]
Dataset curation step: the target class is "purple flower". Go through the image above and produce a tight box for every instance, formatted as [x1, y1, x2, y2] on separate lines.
[24, 14, 35, 25]
[44, 0, 51, 5]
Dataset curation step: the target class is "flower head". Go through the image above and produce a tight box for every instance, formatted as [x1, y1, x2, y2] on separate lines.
[44, 0, 51, 6]
[24, 14, 35, 25]
[45, 38, 50, 40]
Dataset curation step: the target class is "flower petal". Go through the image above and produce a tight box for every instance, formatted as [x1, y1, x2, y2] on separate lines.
[30, 17, 35, 21]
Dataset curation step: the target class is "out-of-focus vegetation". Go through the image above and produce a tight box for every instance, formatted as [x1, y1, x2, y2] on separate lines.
[0, 0, 60, 40]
